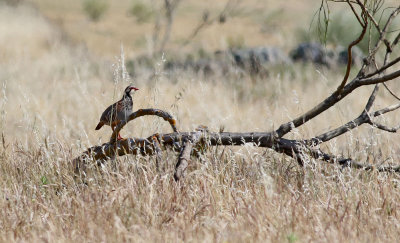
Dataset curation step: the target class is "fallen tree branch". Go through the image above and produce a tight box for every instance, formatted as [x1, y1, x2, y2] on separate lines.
[151, 134, 163, 171]
[110, 108, 178, 143]
[174, 126, 209, 181]
[306, 145, 400, 172]
[173, 138, 194, 181]
[73, 130, 400, 176]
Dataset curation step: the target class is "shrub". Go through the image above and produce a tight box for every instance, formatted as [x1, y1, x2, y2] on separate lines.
[82, 0, 108, 22]
[0, 0, 23, 6]
[226, 35, 245, 49]
[296, 11, 397, 54]
[129, 1, 153, 23]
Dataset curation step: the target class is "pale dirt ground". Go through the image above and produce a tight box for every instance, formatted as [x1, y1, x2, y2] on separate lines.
[1, 1, 400, 242]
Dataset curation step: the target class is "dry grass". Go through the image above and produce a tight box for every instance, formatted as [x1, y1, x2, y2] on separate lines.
[1, 2, 400, 242]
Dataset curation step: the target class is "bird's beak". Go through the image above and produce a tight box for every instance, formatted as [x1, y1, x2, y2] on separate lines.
[130, 87, 139, 91]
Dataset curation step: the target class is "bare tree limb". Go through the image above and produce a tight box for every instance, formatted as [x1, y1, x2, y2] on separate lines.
[151, 134, 163, 171]
[383, 82, 400, 101]
[365, 84, 380, 112]
[392, 32, 400, 46]
[275, 65, 400, 139]
[307, 146, 400, 172]
[368, 6, 400, 57]
[157, 0, 181, 53]
[181, 0, 241, 47]
[359, 69, 400, 85]
[110, 108, 178, 143]
[305, 82, 400, 146]
[74, 130, 400, 175]
[364, 56, 400, 78]
[347, 0, 364, 27]
[369, 121, 400, 133]
[173, 138, 194, 181]
[275, 80, 359, 138]
[373, 102, 400, 116]
[306, 100, 400, 146]
[274, 2, 400, 138]
[174, 126, 209, 181]
[335, 2, 368, 94]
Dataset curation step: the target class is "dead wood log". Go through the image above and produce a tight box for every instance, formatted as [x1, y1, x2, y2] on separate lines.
[173, 136, 195, 181]
[151, 134, 163, 171]
[73, 129, 400, 176]
[173, 126, 209, 181]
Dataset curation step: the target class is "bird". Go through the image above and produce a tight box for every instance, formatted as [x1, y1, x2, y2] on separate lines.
[95, 85, 139, 140]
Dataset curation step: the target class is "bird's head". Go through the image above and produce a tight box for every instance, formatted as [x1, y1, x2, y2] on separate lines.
[124, 85, 139, 95]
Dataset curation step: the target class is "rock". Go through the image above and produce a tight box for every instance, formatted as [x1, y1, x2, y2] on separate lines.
[228, 47, 291, 76]
[231, 47, 291, 67]
[336, 45, 364, 66]
[131, 46, 291, 77]
[290, 42, 365, 68]
[290, 42, 335, 67]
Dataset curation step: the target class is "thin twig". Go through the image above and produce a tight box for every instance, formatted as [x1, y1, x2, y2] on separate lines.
[383, 82, 400, 101]
[335, 4, 367, 94]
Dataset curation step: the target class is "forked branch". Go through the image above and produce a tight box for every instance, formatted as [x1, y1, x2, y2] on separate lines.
[74, 129, 400, 179]
[275, 2, 400, 138]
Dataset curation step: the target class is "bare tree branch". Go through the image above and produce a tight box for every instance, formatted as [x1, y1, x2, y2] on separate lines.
[110, 108, 178, 143]
[359, 69, 400, 85]
[392, 32, 400, 46]
[347, 0, 365, 27]
[306, 100, 400, 146]
[308, 146, 400, 172]
[373, 103, 400, 116]
[383, 82, 400, 101]
[181, 0, 241, 47]
[364, 56, 400, 78]
[368, 6, 400, 57]
[173, 138, 194, 181]
[370, 121, 400, 132]
[275, 64, 400, 139]
[274, 2, 400, 138]
[275, 80, 360, 138]
[74, 130, 400, 175]
[157, 0, 181, 53]
[151, 134, 163, 171]
[365, 84, 380, 111]
[336, 1, 368, 94]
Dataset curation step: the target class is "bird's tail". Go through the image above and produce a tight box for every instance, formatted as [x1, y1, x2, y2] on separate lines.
[95, 122, 104, 130]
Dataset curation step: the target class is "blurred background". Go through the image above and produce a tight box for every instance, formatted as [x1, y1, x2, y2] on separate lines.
[24, 0, 314, 57]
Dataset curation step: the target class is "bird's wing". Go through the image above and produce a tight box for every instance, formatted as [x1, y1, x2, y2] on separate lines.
[99, 102, 118, 124]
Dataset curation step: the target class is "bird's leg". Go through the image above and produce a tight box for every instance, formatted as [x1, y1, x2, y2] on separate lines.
[111, 123, 123, 141]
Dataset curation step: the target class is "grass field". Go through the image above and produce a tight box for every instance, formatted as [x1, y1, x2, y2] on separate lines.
[1, 1, 400, 242]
